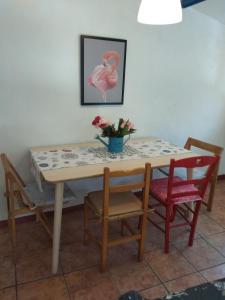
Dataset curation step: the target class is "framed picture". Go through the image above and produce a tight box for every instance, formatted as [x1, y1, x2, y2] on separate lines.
[80, 35, 127, 105]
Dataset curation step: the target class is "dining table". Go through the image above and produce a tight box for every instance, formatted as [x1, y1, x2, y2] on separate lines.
[30, 136, 197, 274]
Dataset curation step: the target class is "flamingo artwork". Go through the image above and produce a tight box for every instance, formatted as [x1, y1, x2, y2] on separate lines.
[87, 50, 120, 102]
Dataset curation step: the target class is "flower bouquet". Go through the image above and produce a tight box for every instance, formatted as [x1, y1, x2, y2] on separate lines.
[92, 116, 136, 153]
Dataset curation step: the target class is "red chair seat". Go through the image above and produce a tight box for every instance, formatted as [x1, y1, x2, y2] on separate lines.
[151, 176, 202, 204]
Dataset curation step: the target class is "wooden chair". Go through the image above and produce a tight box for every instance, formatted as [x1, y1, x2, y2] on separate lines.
[149, 155, 219, 253]
[184, 137, 223, 211]
[84, 163, 151, 272]
[0, 153, 75, 247]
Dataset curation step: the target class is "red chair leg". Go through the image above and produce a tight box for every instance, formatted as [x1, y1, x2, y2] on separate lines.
[165, 205, 171, 253]
[188, 201, 201, 246]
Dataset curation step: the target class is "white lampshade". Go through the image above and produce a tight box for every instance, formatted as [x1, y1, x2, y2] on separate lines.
[137, 0, 182, 25]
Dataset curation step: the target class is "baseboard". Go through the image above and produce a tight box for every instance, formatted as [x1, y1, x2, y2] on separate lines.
[0, 204, 84, 229]
[218, 174, 225, 180]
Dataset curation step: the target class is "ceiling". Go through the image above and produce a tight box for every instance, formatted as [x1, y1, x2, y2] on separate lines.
[194, 0, 225, 25]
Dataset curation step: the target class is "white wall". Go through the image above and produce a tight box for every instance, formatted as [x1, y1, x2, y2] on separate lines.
[0, 0, 225, 220]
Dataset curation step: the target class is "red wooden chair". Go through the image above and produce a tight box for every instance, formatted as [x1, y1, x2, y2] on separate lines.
[149, 155, 219, 253]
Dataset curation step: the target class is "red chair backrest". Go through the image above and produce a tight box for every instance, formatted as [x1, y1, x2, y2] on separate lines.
[167, 155, 219, 203]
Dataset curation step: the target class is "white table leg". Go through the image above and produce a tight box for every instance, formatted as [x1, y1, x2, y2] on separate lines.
[52, 182, 64, 274]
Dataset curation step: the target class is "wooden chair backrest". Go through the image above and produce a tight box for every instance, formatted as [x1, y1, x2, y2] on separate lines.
[103, 163, 151, 218]
[0, 153, 33, 208]
[184, 137, 223, 156]
[167, 155, 219, 203]
[184, 137, 223, 181]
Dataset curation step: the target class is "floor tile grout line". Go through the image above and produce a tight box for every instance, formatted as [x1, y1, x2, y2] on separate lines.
[61, 262, 99, 275]
[0, 285, 15, 292]
[155, 270, 200, 285]
[173, 249, 201, 274]
[61, 259, 122, 297]
[61, 263, 99, 276]
[63, 274, 72, 300]
[202, 212, 225, 231]
[135, 272, 203, 297]
[198, 230, 225, 240]
[144, 258, 165, 286]
[173, 235, 225, 273]
[196, 261, 225, 273]
[136, 282, 169, 296]
[16, 273, 63, 287]
[161, 271, 207, 286]
[171, 242, 200, 274]
[162, 272, 208, 295]
[161, 282, 171, 295]
[200, 271, 210, 282]
[143, 253, 204, 287]
[199, 233, 225, 259]
[0, 284, 16, 292]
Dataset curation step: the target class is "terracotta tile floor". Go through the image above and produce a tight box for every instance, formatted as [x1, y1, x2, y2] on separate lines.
[0, 181, 224, 300]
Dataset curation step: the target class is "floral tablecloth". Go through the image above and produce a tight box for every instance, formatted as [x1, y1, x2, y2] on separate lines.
[30, 138, 191, 191]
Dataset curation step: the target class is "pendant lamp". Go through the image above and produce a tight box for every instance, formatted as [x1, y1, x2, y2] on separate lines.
[137, 0, 182, 25]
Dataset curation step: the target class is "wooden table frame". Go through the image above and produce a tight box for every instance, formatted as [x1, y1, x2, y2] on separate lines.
[31, 137, 196, 274]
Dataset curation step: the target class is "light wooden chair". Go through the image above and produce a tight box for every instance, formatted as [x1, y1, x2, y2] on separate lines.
[84, 163, 151, 272]
[0, 153, 75, 247]
[184, 137, 223, 211]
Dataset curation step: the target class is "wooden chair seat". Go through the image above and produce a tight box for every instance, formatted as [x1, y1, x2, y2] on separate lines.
[87, 190, 143, 219]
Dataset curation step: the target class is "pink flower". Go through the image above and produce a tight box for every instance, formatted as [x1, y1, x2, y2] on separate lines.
[128, 122, 134, 130]
[120, 121, 126, 129]
[98, 117, 108, 128]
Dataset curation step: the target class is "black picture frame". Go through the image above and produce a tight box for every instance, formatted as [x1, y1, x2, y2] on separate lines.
[80, 35, 127, 105]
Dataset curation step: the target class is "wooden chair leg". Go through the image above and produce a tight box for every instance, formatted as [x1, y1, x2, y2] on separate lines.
[39, 209, 49, 224]
[101, 218, 108, 272]
[138, 213, 147, 261]
[36, 212, 40, 223]
[207, 179, 217, 212]
[188, 201, 201, 246]
[36, 209, 52, 239]
[165, 205, 170, 254]
[84, 199, 89, 245]
[10, 213, 16, 247]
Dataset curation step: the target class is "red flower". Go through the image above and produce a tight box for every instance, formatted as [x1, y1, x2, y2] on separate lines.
[92, 116, 101, 126]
